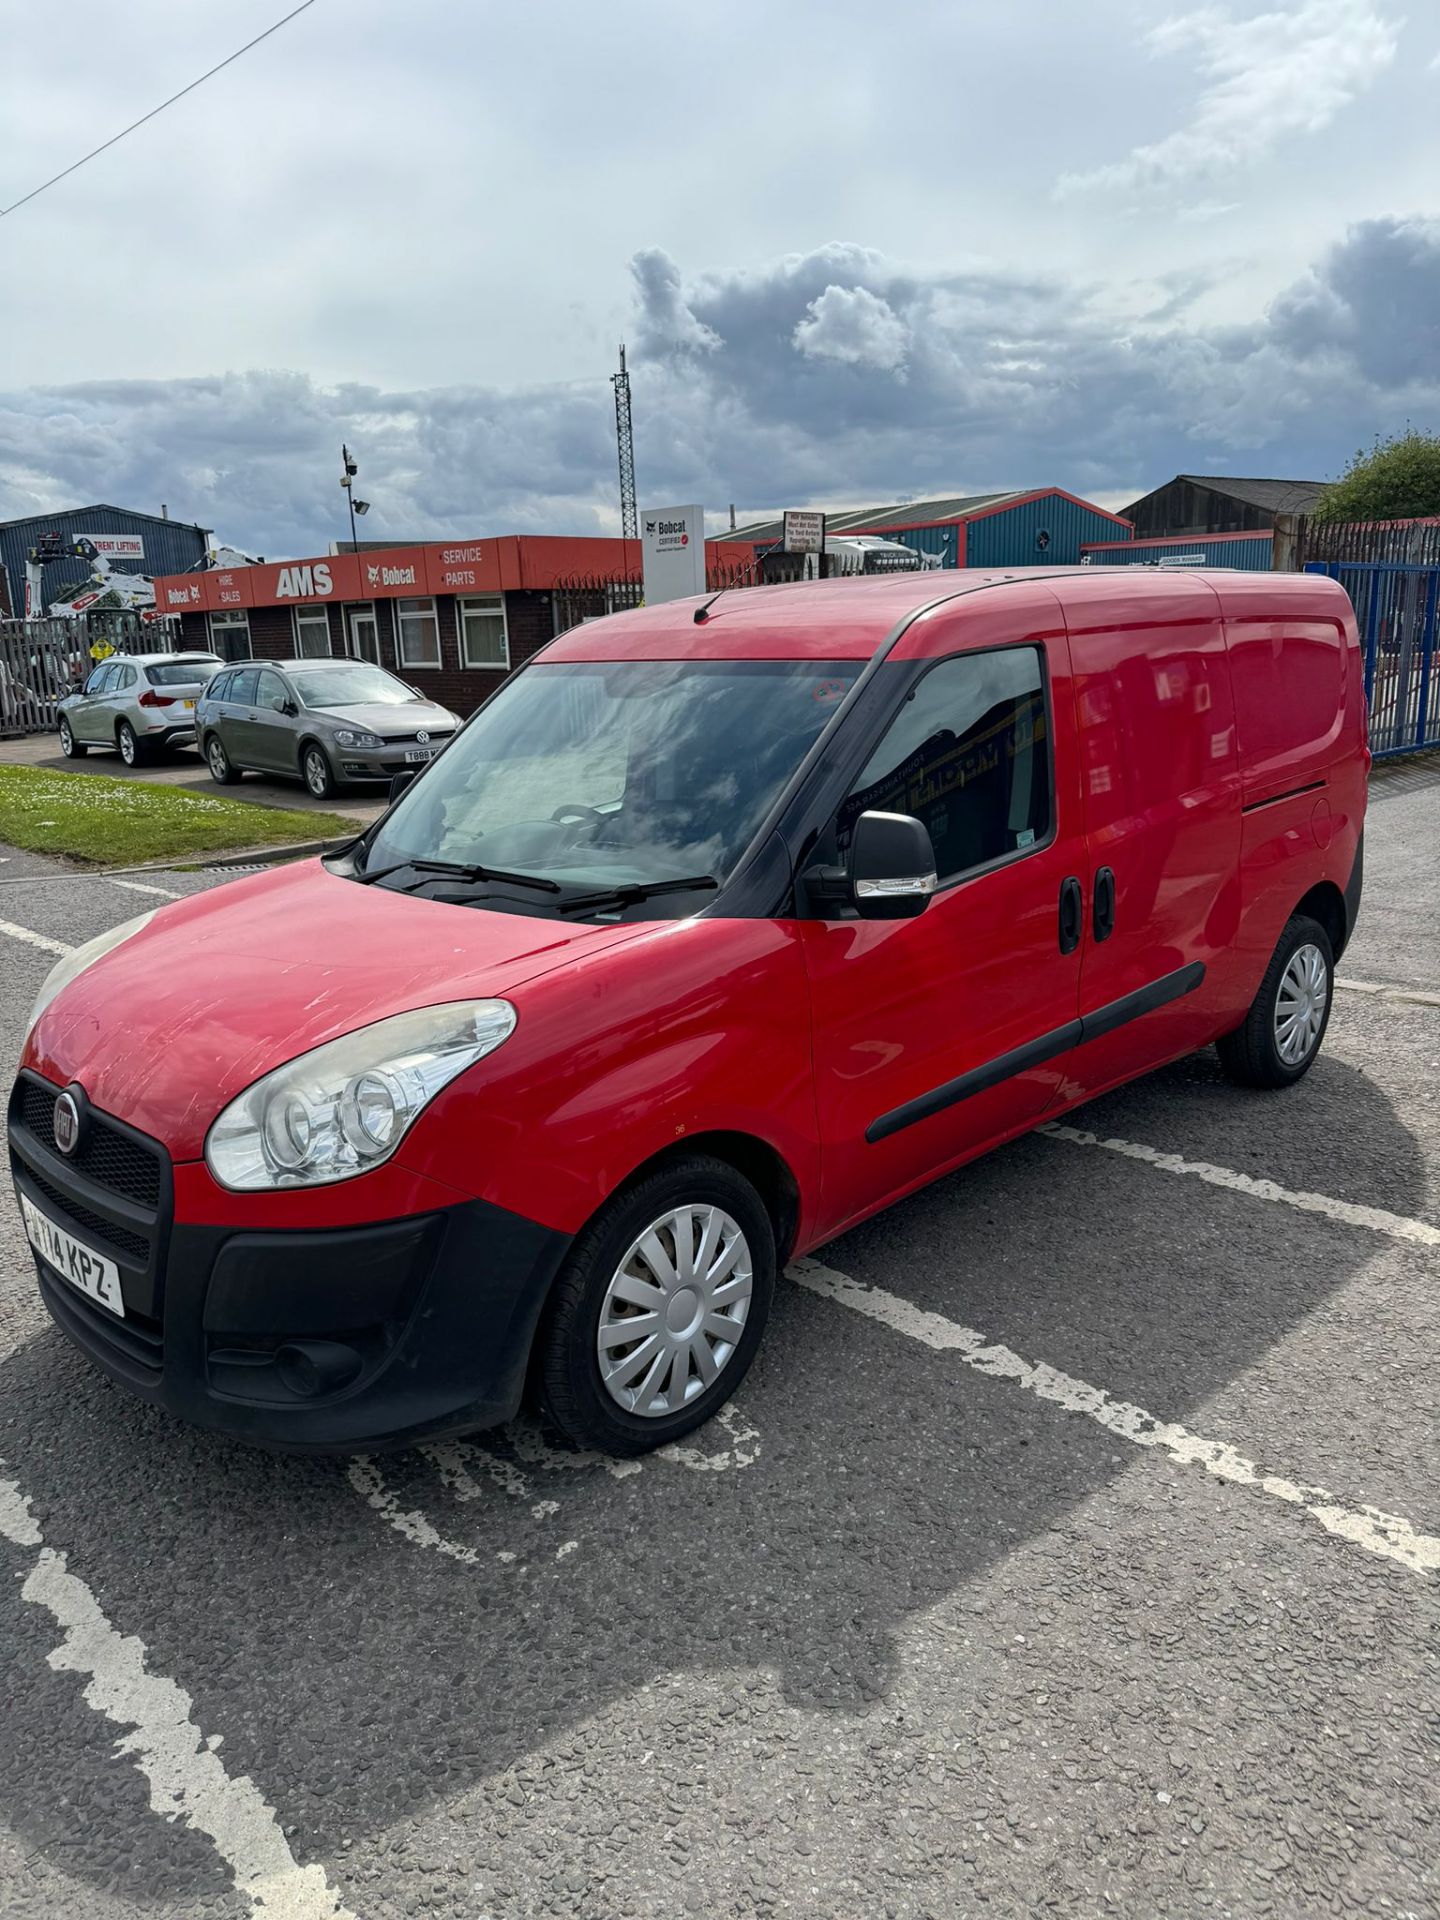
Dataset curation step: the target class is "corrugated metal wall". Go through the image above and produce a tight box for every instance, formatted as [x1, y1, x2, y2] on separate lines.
[1080, 534, 1274, 570]
[885, 523, 962, 567]
[964, 493, 1130, 568]
[0, 507, 210, 617]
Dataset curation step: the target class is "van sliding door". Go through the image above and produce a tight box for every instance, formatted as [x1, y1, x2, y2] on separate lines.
[1058, 573, 1242, 1101]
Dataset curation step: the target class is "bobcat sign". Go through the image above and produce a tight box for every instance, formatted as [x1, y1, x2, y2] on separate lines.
[641, 504, 706, 606]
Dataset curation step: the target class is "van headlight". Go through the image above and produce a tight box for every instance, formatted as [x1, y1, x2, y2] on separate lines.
[205, 1000, 516, 1191]
[29, 910, 158, 1031]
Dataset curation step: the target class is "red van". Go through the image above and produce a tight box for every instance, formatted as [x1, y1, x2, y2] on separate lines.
[9, 570, 1366, 1454]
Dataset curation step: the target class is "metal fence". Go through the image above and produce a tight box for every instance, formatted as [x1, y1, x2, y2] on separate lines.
[1305, 561, 1440, 758]
[0, 613, 181, 735]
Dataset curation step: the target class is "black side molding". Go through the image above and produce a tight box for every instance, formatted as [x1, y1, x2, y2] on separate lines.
[1241, 779, 1326, 815]
[1076, 959, 1206, 1044]
[865, 961, 1206, 1144]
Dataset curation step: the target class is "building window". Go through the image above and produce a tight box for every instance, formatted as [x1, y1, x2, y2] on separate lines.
[396, 597, 440, 667]
[457, 594, 509, 669]
[208, 609, 251, 661]
[292, 604, 331, 658]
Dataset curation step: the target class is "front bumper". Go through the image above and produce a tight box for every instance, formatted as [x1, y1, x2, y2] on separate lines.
[333, 739, 453, 782]
[8, 1071, 569, 1451]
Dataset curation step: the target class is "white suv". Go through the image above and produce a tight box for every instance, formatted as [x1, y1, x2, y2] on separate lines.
[58, 653, 223, 767]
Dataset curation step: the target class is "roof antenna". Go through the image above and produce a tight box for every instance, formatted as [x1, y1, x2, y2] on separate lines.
[693, 588, 725, 624]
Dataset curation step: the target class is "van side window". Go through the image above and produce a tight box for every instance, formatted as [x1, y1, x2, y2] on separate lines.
[842, 646, 1051, 883]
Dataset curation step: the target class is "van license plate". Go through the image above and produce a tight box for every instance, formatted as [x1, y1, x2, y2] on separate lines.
[20, 1193, 125, 1318]
[403, 749, 434, 764]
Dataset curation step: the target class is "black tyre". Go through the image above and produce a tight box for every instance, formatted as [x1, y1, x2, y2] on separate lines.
[301, 742, 337, 799]
[1217, 913, 1334, 1089]
[117, 720, 147, 768]
[59, 718, 86, 758]
[538, 1154, 775, 1455]
[205, 734, 240, 784]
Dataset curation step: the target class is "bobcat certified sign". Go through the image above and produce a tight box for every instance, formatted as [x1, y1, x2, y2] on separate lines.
[641, 504, 706, 605]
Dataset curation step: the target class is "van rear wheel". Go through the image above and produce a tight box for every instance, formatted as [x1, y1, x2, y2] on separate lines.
[537, 1154, 775, 1455]
[1217, 913, 1334, 1089]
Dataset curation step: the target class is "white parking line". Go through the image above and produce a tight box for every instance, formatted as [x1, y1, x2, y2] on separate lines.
[1336, 976, 1440, 1008]
[0, 917, 69, 958]
[0, 1473, 358, 1919]
[1039, 1123, 1440, 1248]
[789, 1259, 1440, 1578]
[107, 878, 184, 900]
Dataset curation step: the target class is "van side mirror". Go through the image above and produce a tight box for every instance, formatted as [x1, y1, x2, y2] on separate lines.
[803, 810, 938, 920]
[389, 770, 417, 803]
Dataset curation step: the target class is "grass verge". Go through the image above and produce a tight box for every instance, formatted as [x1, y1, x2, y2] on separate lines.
[0, 766, 356, 865]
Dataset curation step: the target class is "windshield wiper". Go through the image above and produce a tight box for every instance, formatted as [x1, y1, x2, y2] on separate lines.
[557, 874, 719, 914]
[354, 857, 561, 894]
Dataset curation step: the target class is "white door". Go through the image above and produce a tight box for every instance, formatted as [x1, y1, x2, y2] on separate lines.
[347, 606, 379, 664]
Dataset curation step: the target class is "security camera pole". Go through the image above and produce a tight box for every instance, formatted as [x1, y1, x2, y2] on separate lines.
[340, 444, 360, 554]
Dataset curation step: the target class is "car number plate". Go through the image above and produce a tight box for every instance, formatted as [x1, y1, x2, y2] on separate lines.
[20, 1193, 125, 1318]
[182, 698, 196, 709]
[403, 748, 435, 764]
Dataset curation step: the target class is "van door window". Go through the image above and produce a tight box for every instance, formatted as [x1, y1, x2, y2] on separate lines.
[842, 647, 1051, 883]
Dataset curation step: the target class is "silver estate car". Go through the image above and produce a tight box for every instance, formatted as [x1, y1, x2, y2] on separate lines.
[58, 652, 224, 766]
[197, 658, 461, 798]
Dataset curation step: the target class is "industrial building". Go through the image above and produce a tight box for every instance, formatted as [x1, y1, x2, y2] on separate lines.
[0, 504, 210, 621]
[152, 532, 754, 716]
[1122, 475, 1328, 538]
[726, 489, 1133, 569]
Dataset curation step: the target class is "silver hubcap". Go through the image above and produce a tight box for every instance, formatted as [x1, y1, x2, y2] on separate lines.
[209, 743, 226, 777]
[60, 725, 71, 749]
[597, 1204, 753, 1418]
[306, 754, 326, 794]
[1275, 942, 1328, 1065]
[120, 730, 133, 762]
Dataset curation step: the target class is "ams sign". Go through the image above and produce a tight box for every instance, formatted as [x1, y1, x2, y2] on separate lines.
[274, 563, 334, 599]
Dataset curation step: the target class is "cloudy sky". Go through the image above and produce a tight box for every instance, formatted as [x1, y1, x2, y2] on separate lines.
[2, 0, 1438, 556]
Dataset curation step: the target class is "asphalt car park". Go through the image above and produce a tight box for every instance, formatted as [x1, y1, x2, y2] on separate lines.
[0, 760, 1436, 1920]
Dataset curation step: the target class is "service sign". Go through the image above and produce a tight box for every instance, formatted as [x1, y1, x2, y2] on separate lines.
[782, 510, 825, 555]
[424, 542, 504, 595]
[79, 533, 145, 560]
[641, 504, 707, 605]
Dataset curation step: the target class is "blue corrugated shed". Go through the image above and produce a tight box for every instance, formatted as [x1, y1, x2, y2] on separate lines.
[0, 504, 211, 617]
[964, 492, 1132, 568]
[1080, 532, 1274, 571]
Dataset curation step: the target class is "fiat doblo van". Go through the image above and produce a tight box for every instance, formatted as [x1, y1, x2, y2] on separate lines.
[9, 569, 1367, 1455]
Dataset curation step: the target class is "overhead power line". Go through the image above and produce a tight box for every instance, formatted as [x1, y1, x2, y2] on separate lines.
[0, 0, 318, 219]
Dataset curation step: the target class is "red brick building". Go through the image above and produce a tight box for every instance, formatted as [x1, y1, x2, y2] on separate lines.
[153, 533, 753, 717]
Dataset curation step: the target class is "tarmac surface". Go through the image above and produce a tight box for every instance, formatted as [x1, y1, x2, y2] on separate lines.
[0, 757, 1435, 1919]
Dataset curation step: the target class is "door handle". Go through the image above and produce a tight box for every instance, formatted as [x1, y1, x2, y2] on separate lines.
[1058, 876, 1083, 955]
[1093, 867, 1116, 943]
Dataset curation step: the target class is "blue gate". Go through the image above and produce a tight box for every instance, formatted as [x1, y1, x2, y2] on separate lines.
[1305, 562, 1440, 758]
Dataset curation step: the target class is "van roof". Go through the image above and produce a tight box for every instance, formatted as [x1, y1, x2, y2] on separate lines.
[542, 566, 1351, 664]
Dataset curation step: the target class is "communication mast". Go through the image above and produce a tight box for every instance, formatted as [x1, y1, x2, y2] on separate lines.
[611, 343, 638, 543]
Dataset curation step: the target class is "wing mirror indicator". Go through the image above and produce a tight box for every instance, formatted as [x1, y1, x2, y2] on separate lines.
[804, 810, 938, 921]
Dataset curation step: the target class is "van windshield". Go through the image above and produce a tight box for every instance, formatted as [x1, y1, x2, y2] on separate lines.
[363, 658, 862, 901]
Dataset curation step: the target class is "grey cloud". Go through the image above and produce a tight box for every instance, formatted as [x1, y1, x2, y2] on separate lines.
[2, 221, 1437, 558]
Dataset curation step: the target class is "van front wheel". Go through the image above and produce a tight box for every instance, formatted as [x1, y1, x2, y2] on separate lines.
[538, 1155, 775, 1455]
[1217, 913, 1334, 1089]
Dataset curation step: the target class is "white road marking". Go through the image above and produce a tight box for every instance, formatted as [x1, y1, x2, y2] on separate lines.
[0, 1473, 357, 1918]
[107, 878, 184, 899]
[1039, 1123, 1440, 1248]
[353, 1410, 756, 1568]
[789, 1258, 1440, 1579]
[1336, 976, 1440, 1008]
[0, 917, 70, 958]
